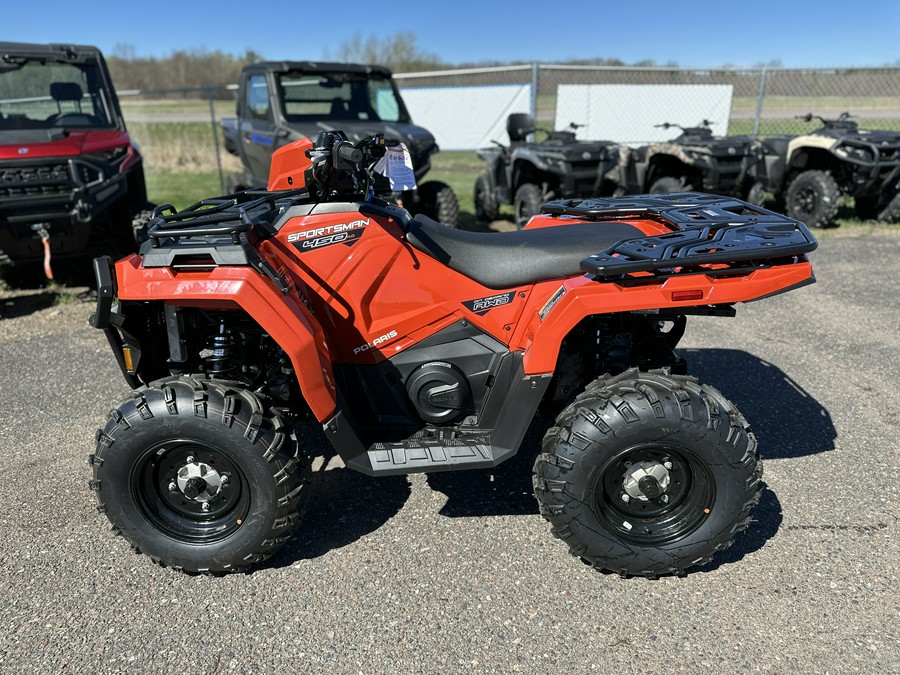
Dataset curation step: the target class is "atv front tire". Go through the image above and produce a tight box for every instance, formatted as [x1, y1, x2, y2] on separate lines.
[89, 377, 309, 573]
[514, 183, 544, 228]
[533, 370, 761, 578]
[474, 173, 500, 222]
[786, 170, 840, 228]
[417, 181, 460, 227]
[649, 176, 690, 194]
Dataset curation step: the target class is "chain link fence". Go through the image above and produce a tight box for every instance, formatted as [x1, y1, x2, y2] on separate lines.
[118, 64, 900, 197]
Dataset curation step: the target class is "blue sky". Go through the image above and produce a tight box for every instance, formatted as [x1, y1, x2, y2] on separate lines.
[4, 0, 899, 68]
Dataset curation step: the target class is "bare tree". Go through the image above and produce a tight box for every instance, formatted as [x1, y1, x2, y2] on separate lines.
[328, 32, 444, 72]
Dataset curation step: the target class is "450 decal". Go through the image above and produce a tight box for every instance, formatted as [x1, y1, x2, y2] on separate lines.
[287, 218, 368, 251]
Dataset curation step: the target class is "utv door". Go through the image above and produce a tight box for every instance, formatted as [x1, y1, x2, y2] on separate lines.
[238, 72, 277, 183]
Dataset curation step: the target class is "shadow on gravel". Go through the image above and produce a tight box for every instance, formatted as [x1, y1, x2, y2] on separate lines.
[0, 291, 58, 319]
[425, 418, 552, 519]
[268, 451, 412, 568]
[700, 483, 783, 574]
[683, 348, 837, 459]
[0, 287, 94, 320]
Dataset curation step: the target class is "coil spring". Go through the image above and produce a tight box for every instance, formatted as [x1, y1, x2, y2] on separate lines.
[204, 321, 238, 377]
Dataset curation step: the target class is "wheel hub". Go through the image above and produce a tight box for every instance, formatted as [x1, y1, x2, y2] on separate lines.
[622, 461, 671, 501]
[175, 460, 223, 503]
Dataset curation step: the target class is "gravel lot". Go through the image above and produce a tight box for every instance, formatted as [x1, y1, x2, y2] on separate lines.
[0, 231, 897, 674]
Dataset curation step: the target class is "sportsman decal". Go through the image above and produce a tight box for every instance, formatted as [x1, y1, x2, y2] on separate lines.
[288, 218, 368, 252]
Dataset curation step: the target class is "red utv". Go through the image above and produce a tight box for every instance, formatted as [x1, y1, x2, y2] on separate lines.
[0, 42, 148, 278]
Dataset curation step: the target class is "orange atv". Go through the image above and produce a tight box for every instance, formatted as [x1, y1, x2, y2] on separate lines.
[88, 130, 816, 577]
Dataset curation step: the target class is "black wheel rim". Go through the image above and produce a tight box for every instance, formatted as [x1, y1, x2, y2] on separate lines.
[795, 185, 819, 217]
[593, 443, 714, 545]
[133, 439, 251, 543]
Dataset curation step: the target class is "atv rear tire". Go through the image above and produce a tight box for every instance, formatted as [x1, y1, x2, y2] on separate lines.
[533, 369, 761, 578]
[786, 170, 840, 228]
[649, 176, 689, 194]
[417, 181, 460, 227]
[514, 183, 544, 228]
[89, 377, 309, 573]
[474, 173, 500, 222]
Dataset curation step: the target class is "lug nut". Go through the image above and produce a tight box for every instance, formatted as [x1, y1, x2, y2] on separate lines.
[663, 461, 673, 470]
[221, 475, 229, 485]
[621, 494, 631, 503]
[186, 456, 195, 464]
[168, 481, 178, 492]
[201, 502, 211, 512]
[660, 494, 669, 504]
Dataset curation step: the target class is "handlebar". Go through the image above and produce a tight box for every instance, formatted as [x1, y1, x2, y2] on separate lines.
[303, 130, 394, 200]
[795, 111, 853, 127]
[655, 119, 713, 132]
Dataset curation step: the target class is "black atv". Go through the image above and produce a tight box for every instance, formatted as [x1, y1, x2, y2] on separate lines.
[751, 112, 900, 228]
[625, 121, 764, 203]
[474, 113, 624, 228]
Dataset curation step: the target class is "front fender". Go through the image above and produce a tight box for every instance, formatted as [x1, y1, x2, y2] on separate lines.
[114, 255, 338, 421]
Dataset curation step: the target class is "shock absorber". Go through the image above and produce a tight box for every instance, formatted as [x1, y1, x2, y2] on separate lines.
[204, 321, 238, 378]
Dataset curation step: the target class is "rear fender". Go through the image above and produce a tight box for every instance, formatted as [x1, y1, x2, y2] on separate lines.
[114, 255, 337, 421]
[515, 263, 814, 375]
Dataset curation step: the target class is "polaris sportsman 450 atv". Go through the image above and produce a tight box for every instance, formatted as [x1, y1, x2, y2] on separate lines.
[89, 130, 817, 577]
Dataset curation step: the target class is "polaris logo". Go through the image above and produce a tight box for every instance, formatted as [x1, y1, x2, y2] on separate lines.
[17, 147, 29, 155]
[463, 292, 514, 315]
[353, 329, 398, 354]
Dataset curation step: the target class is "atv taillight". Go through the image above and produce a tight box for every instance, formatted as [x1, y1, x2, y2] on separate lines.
[671, 289, 704, 302]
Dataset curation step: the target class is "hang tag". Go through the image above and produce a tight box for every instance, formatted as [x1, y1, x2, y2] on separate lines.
[373, 144, 417, 191]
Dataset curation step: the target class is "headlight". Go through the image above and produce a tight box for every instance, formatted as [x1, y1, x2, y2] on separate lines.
[90, 146, 130, 164]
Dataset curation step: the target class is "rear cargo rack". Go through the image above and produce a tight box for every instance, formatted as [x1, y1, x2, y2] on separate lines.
[541, 192, 817, 279]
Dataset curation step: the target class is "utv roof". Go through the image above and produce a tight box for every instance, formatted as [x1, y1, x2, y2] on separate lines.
[243, 61, 393, 77]
[0, 41, 103, 62]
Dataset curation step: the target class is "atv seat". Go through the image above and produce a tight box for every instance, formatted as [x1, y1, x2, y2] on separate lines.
[406, 215, 643, 289]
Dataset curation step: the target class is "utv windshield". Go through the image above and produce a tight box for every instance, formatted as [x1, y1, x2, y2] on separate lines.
[277, 72, 410, 124]
[0, 59, 115, 130]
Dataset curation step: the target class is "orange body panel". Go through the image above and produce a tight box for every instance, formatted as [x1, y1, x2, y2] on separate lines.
[267, 137, 314, 191]
[114, 254, 338, 421]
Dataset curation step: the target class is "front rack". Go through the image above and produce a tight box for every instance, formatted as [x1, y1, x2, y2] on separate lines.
[146, 187, 309, 246]
[541, 193, 818, 279]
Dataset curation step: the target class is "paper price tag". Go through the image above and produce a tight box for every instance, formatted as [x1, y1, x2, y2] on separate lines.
[373, 144, 417, 191]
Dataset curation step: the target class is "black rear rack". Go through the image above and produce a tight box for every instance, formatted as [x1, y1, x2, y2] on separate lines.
[541, 193, 817, 279]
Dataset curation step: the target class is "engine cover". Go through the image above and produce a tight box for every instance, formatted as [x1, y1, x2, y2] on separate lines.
[405, 361, 471, 424]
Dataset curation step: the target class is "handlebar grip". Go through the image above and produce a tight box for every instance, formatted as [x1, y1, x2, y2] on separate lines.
[337, 144, 363, 164]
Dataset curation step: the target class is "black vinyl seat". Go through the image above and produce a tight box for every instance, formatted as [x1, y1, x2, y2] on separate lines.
[405, 215, 643, 289]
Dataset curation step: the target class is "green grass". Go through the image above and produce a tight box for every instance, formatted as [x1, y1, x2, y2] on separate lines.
[146, 171, 225, 211]
[129, 121, 241, 174]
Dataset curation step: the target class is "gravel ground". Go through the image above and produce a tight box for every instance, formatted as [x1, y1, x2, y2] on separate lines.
[0, 232, 897, 674]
